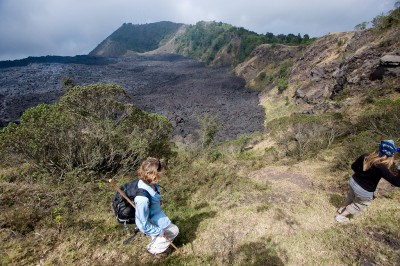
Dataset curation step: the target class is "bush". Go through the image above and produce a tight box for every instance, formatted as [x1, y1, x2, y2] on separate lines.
[333, 131, 380, 170]
[197, 113, 222, 148]
[253, 60, 293, 93]
[0, 83, 173, 182]
[330, 99, 400, 170]
[371, 6, 400, 30]
[355, 99, 400, 139]
[258, 72, 266, 81]
[267, 113, 351, 160]
[277, 77, 288, 93]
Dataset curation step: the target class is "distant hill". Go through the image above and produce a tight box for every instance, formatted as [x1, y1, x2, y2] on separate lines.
[89, 21, 184, 57]
[0, 55, 112, 68]
[89, 20, 314, 67]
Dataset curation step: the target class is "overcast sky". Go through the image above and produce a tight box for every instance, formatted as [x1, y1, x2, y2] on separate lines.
[0, 0, 397, 61]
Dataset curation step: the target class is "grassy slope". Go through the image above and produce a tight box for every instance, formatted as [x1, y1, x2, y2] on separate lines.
[1, 138, 399, 265]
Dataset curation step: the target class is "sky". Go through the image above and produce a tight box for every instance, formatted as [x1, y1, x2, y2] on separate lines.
[0, 0, 397, 61]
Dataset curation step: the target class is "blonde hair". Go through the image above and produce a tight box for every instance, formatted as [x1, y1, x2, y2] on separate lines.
[363, 152, 394, 171]
[137, 157, 164, 184]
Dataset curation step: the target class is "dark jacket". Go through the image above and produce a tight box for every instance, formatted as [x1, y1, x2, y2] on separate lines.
[352, 153, 400, 192]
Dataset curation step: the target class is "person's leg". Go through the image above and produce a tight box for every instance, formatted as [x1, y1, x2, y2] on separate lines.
[336, 192, 372, 222]
[342, 187, 355, 207]
[349, 194, 372, 217]
[164, 223, 179, 241]
[147, 223, 179, 255]
[337, 187, 355, 214]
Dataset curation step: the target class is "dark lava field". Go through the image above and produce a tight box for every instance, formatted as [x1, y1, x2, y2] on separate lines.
[0, 54, 265, 141]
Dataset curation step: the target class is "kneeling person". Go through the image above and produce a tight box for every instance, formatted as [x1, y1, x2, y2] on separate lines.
[134, 158, 179, 256]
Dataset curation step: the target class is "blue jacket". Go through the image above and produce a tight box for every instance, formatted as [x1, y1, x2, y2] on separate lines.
[134, 180, 171, 236]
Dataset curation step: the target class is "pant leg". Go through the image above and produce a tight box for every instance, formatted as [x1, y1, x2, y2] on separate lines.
[342, 187, 355, 207]
[147, 223, 179, 254]
[164, 223, 179, 241]
[346, 193, 372, 216]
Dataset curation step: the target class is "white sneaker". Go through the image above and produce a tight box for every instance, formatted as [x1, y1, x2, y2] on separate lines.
[335, 214, 349, 223]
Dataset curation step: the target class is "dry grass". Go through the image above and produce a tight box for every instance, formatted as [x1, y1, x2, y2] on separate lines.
[259, 85, 304, 125]
[165, 156, 399, 265]
[1, 144, 399, 265]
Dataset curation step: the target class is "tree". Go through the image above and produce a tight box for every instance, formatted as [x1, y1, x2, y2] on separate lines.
[62, 76, 75, 88]
[355, 22, 368, 31]
[197, 113, 221, 148]
[0, 83, 173, 180]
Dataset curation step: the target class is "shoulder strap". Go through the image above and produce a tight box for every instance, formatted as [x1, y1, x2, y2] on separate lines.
[135, 188, 151, 205]
[120, 179, 152, 205]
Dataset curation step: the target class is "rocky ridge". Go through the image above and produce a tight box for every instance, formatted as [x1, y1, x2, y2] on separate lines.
[234, 27, 400, 117]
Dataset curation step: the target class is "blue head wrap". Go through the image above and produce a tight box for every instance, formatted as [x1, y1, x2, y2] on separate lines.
[379, 140, 397, 157]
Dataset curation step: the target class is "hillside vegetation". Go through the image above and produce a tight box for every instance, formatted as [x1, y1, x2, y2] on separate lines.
[1, 85, 399, 265]
[89, 20, 314, 67]
[1, 6, 400, 266]
[174, 21, 313, 67]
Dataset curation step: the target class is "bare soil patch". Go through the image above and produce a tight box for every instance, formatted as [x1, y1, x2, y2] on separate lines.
[248, 165, 311, 189]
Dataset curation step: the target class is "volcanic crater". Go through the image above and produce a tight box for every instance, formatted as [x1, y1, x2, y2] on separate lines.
[0, 54, 265, 141]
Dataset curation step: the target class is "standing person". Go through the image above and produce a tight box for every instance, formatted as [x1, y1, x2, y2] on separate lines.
[134, 157, 179, 257]
[335, 140, 400, 222]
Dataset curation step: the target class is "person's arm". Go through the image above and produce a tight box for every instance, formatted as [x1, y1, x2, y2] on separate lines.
[377, 164, 400, 187]
[351, 154, 366, 173]
[134, 196, 164, 236]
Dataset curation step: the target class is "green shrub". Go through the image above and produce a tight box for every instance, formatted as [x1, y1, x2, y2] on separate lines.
[258, 71, 266, 81]
[337, 38, 345, 47]
[253, 60, 292, 92]
[331, 99, 400, 170]
[354, 22, 368, 31]
[197, 113, 222, 148]
[355, 99, 400, 138]
[207, 149, 223, 162]
[0, 83, 173, 182]
[371, 6, 400, 31]
[332, 131, 380, 171]
[277, 77, 288, 93]
[267, 113, 351, 160]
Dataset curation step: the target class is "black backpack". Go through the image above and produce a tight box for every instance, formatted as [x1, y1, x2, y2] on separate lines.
[112, 179, 151, 225]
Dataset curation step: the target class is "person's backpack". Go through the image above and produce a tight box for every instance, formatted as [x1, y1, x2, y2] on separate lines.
[112, 179, 150, 225]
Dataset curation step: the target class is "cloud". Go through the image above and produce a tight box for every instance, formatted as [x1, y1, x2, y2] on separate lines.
[0, 0, 396, 60]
